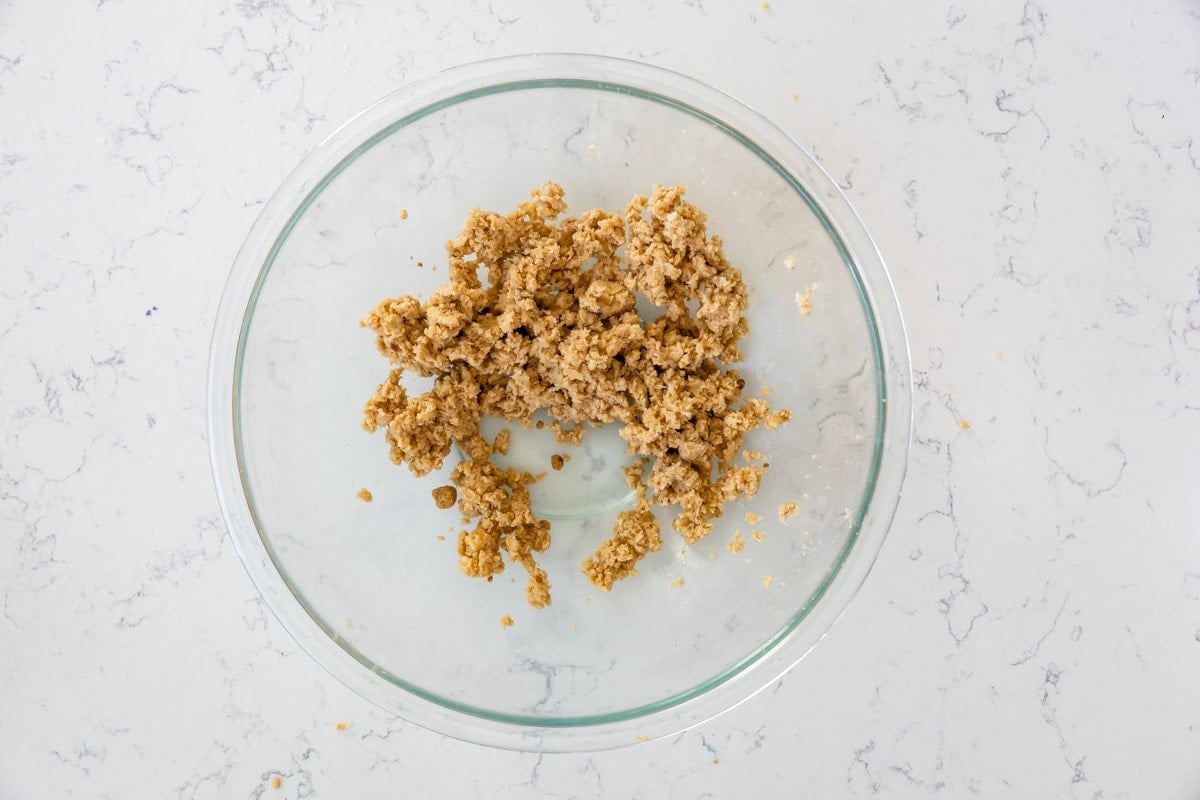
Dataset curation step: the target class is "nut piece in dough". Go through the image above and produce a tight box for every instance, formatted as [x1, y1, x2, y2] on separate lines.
[432, 485, 457, 509]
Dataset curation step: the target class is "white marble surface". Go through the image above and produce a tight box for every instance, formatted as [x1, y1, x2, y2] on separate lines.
[2, 0, 1198, 796]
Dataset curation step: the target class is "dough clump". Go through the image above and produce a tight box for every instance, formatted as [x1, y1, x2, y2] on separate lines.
[363, 183, 788, 607]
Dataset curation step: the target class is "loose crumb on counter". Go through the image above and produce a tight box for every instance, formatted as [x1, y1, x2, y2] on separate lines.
[399, 209, 408, 220]
[492, 429, 511, 455]
[335, 722, 349, 731]
[745, 511, 762, 525]
[636, 734, 650, 743]
[778, 501, 798, 523]
[550, 454, 566, 471]
[436, 534, 445, 541]
[762, 575, 774, 587]
[669, 576, 686, 589]
[432, 485, 457, 509]
[362, 183, 789, 607]
[356, 487, 373, 502]
[271, 776, 282, 790]
[959, 420, 971, 430]
[500, 615, 515, 628]
[751, 530, 766, 542]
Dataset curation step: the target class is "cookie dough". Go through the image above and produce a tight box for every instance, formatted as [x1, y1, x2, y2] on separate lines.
[362, 183, 789, 607]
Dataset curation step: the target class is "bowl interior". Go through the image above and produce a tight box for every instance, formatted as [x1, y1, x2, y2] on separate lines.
[235, 82, 882, 723]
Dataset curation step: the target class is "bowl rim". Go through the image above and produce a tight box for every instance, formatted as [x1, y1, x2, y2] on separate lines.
[208, 52, 912, 752]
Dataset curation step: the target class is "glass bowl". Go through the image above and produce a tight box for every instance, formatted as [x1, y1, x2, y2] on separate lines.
[208, 54, 911, 752]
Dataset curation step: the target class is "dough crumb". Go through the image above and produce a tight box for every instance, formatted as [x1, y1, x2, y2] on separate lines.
[436, 534, 445, 541]
[778, 501, 798, 523]
[751, 530, 766, 542]
[432, 485, 457, 509]
[669, 576, 686, 589]
[795, 286, 813, 316]
[550, 454, 566, 471]
[499, 615, 515, 628]
[745, 511, 762, 524]
[335, 722, 349, 731]
[762, 575, 774, 587]
[727, 530, 745, 554]
[492, 429, 511, 455]
[356, 487, 373, 502]
[399, 209, 408, 220]
[363, 183, 788, 607]
[764, 409, 792, 430]
[783, 254, 796, 270]
[271, 776, 282, 789]
[582, 499, 662, 591]
[958, 420, 971, 430]
[636, 734, 650, 742]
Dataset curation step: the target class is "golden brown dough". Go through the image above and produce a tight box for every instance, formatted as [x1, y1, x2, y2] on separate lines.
[362, 183, 789, 607]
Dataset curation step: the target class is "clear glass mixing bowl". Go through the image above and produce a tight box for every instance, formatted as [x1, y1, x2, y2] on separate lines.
[208, 54, 911, 752]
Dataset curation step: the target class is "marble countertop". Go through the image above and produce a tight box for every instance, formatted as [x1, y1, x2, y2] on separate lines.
[3, 0, 1198, 797]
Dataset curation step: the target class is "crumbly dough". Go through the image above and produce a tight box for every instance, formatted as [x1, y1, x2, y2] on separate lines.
[362, 183, 789, 607]
[778, 501, 798, 522]
[356, 488, 373, 502]
[499, 614, 515, 628]
[764, 409, 792, 430]
[726, 529, 745, 554]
